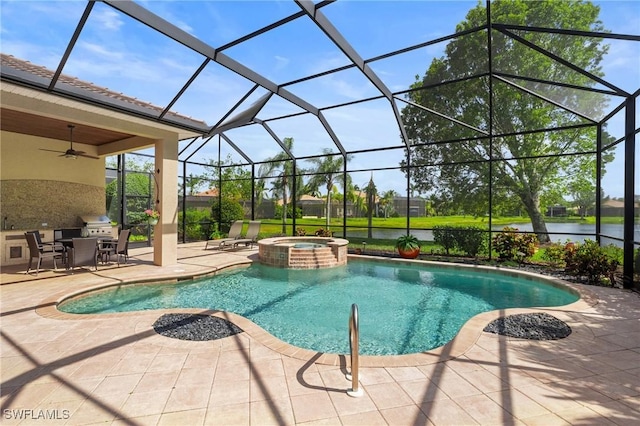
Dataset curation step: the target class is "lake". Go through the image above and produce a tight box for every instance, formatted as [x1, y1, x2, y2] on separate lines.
[345, 222, 638, 247]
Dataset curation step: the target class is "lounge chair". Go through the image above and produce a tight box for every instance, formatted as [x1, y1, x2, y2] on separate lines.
[98, 229, 130, 266]
[205, 220, 244, 250]
[69, 238, 98, 272]
[228, 220, 261, 249]
[25, 232, 63, 276]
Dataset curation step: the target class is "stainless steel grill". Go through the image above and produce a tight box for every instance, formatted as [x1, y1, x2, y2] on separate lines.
[80, 215, 113, 237]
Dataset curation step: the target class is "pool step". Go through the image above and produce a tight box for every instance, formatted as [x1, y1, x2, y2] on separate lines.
[288, 247, 338, 269]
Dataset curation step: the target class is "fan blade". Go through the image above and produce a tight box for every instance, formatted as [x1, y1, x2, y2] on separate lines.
[63, 149, 99, 159]
[40, 146, 98, 159]
[78, 153, 100, 159]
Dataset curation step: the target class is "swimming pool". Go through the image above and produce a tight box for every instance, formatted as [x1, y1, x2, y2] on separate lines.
[58, 260, 579, 355]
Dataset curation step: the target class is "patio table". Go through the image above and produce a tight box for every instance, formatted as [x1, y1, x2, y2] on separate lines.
[56, 237, 116, 267]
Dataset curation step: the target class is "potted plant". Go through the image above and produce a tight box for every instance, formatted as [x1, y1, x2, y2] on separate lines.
[209, 223, 224, 240]
[144, 209, 160, 226]
[396, 234, 421, 259]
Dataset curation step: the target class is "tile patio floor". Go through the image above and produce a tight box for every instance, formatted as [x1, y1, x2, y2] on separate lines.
[1, 242, 639, 425]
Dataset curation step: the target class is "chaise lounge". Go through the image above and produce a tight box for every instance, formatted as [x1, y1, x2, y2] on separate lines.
[227, 220, 261, 249]
[204, 220, 243, 250]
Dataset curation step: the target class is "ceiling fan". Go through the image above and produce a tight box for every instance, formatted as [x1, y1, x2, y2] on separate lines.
[40, 124, 99, 159]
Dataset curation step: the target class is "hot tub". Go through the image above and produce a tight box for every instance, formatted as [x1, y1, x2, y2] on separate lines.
[258, 236, 349, 269]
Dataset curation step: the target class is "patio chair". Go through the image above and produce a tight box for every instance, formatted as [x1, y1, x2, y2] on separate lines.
[25, 232, 63, 276]
[27, 230, 67, 265]
[69, 238, 98, 272]
[204, 220, 243, 250]
[28, 230, 65, 253]
[228, 220, 261, 249]
[98, 229, 130, 266]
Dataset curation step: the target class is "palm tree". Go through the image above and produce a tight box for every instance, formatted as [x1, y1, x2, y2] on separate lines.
[346, 183, 366, 218]
[305, 149, 352, 229]
[380, 190, 398, 218]
[257, 137, 298, 233]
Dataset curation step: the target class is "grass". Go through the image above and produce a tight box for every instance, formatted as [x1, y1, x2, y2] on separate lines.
[252, 215, 622, 255]
[258, 215, 622, 232]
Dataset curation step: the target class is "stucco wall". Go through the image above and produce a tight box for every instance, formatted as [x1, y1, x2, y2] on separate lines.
[1, 180, 105, 229]
[0, 131, 106, 229]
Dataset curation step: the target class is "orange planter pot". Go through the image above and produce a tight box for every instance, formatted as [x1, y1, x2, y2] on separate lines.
[398, 248, 420, 259]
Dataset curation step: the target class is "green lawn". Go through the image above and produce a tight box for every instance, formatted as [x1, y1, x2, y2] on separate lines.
[258, 215, 622, 234]
[217, 215, 627, 267]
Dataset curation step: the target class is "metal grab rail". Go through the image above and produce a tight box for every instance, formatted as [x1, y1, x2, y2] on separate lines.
[346, 303, 363, 397]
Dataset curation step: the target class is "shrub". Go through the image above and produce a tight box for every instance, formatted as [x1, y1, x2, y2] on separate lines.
[211, 198, 244, 232]
[295, 228, 306, 236]
[601, 244, 623, 266]
[564, 240, 619, 286]
[208, 222, 224, 240]
[314, 228, 333, 237]
[541, 242, 566, 267]
[432, 225, 487, 257]
[492, 226, 518, 260]
[433, 225, 457, 255]
[179, 208, 212, 241]
[455, 226, 486, 257]
[274, 204, 302, 219]
[492, 227, 538, 263]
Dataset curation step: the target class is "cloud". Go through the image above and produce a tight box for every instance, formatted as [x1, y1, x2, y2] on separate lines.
[274, 55, 290, 70]
[321, 76, 371, 101]
[307, 51, 350, 75]
[78, 41, 124, 61]
[93, 8, 123, 31]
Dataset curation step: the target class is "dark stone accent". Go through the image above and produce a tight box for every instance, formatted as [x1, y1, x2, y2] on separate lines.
[153, 313, 243, 341]
[483, 313, 572, 340]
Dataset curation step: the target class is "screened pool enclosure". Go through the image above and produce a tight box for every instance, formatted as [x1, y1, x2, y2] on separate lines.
[1, 1, 638, 286]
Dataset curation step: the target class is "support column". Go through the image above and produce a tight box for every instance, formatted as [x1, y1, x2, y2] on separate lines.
[154, 136, 178, 266]
[623, 97, 635, 288]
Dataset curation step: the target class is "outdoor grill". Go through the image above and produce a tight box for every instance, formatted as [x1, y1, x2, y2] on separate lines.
[80, 215, 113, 237]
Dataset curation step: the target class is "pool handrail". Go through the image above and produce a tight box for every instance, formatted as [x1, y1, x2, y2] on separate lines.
[346, 303, 362, 397]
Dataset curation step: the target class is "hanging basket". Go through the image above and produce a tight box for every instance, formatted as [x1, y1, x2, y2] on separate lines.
[148, 218, 159, 226]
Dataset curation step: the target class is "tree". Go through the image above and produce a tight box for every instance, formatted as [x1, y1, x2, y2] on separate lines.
[347, 183, 368, 218]
[568, 172, 598, 219]
[205, 154, 253, 201]
[203, 155, 253, 224]
[257, 137, 301, 233]
[379, 190, 398, 218]
[401, 0, 612, 243]
[105, 156, 155, 224]
[211, 198, 245, 231]
[365, 175, 377, 238]
[305, 149, 352, 229]
[181, 173, 206, 196]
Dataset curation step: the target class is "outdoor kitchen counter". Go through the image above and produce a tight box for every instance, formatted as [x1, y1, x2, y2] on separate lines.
[1, 228, 56, 267]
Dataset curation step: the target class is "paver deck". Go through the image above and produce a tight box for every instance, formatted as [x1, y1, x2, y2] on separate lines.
[1, 242, 639, 425]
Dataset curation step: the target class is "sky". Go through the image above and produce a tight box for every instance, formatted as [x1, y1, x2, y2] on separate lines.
[1, 0, 638, 199]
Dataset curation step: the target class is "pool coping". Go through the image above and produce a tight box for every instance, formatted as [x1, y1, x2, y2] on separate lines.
[36, 254, 599, 368]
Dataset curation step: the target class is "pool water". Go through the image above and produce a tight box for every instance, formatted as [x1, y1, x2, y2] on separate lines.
[59, 260, 578, 355]
[292, 243, 325, 249]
